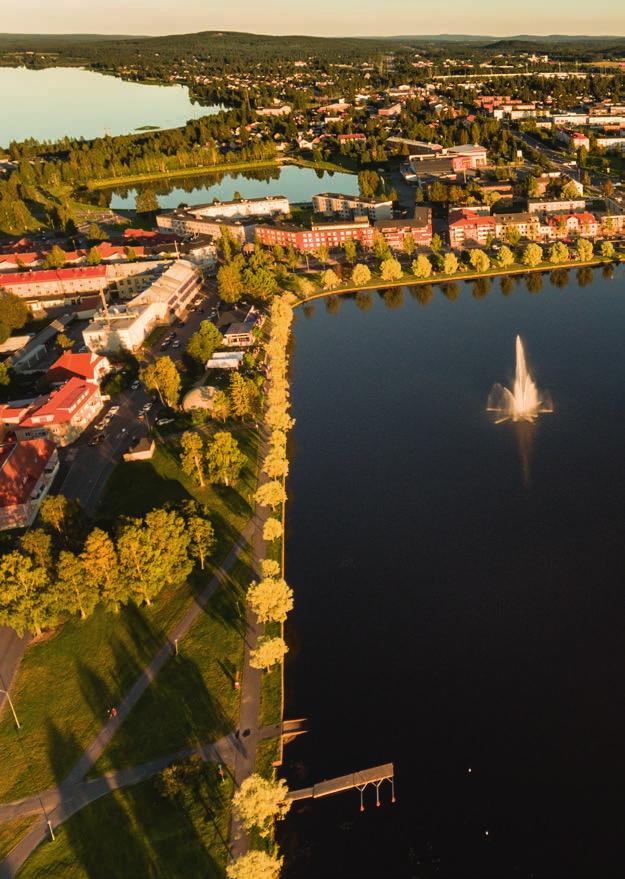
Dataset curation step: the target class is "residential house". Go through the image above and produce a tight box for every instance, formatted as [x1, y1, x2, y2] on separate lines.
[0, 438, 59, 530]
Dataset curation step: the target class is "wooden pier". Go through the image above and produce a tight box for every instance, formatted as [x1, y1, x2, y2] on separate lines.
[288, 762, 395, 809]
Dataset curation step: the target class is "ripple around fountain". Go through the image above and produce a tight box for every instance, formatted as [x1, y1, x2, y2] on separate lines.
[487, 336, 553, 423]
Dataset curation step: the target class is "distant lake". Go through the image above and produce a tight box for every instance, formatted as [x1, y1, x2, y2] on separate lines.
[101, 165, 360, 209]
[0, 67, 221, 147]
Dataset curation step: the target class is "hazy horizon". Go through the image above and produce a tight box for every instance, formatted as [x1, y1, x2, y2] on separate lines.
[2, 0, 625, 39]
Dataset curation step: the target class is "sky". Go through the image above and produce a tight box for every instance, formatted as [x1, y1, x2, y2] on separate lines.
[3, 0, 625, 38]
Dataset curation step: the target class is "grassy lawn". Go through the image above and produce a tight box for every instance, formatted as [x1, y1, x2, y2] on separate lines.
[0, 584, 194, 802]
[92, 557, 252, 774]
[97, 428, 259, 558]
[0, 817, 35, 861]
[255, 738, 280, 781]
[259, 622, 283, 729]
[17, 772, 233, 879]
[0, 430, 259, 803]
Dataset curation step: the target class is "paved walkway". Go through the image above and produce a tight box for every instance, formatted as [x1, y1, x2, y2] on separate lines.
[0, 525, 254, 879]
[0, 628, 28, 723]
[228, 430, 271, 861]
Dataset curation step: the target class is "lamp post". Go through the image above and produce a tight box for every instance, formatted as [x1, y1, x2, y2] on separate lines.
[0, 676, 20, 729]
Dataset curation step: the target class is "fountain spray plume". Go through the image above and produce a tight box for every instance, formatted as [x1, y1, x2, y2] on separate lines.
[487, 335, 553, 424]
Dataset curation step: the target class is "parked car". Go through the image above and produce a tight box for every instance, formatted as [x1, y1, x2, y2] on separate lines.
[156, 417, 175, 426]
[172, 340, 181, 349]
[130, 380, 140, 391]
[109, 405, 120, 415]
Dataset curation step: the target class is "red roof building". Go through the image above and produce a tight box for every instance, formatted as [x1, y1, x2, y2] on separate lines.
[0, 438, 59, 530]
[46, 351, 111, 386]
[0, 377, 104, 446]
[448, 209, 497, 248]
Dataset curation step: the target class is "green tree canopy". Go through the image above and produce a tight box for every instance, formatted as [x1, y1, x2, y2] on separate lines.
[140, 357, 181, 408]
[186, 320, 223, 365]
[205, 431, 246, 486]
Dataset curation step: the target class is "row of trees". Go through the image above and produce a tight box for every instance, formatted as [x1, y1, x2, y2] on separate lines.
[0, 498, 215, 636]
[247, 296, 295, 672]
[332, 236, 616, 292]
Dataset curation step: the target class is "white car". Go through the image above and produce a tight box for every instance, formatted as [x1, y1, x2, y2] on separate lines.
[109, 405, 120, 415]
[130, 380, 140, 390]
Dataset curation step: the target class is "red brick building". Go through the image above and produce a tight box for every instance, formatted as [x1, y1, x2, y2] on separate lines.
[256, 218, 375, 251]
[375, 208, 432, 248]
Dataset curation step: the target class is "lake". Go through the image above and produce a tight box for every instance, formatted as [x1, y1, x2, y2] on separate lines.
[102, 165, 360, 210]
[0, 66, 221, 147]
[282, 265, 625, 878]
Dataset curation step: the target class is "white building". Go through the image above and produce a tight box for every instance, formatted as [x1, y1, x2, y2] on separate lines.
[83, 260, 201, 354]
[312, 192, 393, 222]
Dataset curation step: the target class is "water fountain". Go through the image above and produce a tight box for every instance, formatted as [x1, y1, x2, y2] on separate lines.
[487, 336, 553, 423]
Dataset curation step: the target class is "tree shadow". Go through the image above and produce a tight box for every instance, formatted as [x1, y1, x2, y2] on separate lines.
[83, 634, 234, 773]
[45, 720, 153, 878]
[45, 721, 225, 877]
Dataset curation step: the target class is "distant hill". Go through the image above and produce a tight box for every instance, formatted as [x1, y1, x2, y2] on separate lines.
[0, 33, 142, 45]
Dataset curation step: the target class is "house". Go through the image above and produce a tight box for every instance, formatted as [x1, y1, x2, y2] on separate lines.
[46, 351, 111, 386]
[0, 438, 59, 530]
[123, 436, 155, 462]
[556, 130, 591, 151]
[222, 322, 256, 348]
[0, 378, 104, 446]
[377, 103, 402, 117]
[448, 209, 497, 248]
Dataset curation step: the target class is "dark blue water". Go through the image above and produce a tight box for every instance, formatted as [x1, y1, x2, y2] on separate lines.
[282, 267, 625, 878]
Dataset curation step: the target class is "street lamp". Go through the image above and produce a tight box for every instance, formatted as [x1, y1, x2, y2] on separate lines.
[0, 675, 20, 729]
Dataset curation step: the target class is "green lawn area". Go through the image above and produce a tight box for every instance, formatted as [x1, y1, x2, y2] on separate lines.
[17, 772, 233, 879]
[259, 622, 282, 729]
[0, 429, 259, 803]
[0, 583, 193, 802]
[255, 738, 280, 781]
[92, 557, 252, 774]
[0, 817, 34, 861]
[98, 428, 258, 557]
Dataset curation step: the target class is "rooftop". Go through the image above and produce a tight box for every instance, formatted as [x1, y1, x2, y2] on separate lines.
[0, 438, 57, 507]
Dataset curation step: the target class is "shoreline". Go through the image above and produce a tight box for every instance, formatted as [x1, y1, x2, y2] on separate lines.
[84, 156, 354, 192]
[291, 255, 621, 307]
